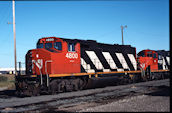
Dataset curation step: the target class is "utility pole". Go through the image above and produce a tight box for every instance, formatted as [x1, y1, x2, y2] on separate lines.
[12, 0, 17, 75]
[121, 25, 127, 45]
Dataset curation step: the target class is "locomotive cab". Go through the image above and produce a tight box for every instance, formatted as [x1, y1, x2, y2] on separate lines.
[137, 49, 158, 71]
[26, 37, 81, 76]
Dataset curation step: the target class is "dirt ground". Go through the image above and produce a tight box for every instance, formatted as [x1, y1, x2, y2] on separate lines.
[0, 74, 15, 90]
[79, 86, 170, 112]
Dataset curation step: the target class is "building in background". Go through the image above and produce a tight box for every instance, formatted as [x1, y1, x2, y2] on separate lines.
[0, 68, 25, 75]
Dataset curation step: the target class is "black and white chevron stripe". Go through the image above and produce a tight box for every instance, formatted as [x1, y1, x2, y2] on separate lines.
[156, 50, 170, 70]
[80, 40, 137, 73]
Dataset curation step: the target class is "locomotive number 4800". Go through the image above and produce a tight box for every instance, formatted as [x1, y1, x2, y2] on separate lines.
[66, 53, 78, 59]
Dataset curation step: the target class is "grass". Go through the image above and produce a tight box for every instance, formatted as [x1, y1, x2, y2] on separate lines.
[0, 74, 15, 89]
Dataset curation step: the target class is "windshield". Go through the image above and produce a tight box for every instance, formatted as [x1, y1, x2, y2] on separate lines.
[138, 51, 145, 57]
[54, 42, 62, 50]
[147, 54, 152, 57]
[45, 43, 52, 49]
[37, 43, 43, 48]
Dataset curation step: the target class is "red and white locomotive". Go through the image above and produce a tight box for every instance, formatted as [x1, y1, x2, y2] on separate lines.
[16, 37, 170, 96]
[26, 37, 81, 75]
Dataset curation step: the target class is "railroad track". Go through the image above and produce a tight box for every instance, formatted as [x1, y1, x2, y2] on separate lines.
[0, 79, 169, 112]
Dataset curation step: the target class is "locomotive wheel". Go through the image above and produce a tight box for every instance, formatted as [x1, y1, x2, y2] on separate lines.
[15, 81, 26, 97]
[78, 78, 88, 90]
[49, 80, 58, 94]
[49, 79, 66, 94]
[81, 77, 89, 89]
[30, 85, 38, 96]
[161, 73, 165, 79]
[18, 81, 33, 97]
[33, 85, 40, 96]
[72, 79, 79, 91]
[64, 80, 73, 92]
[16, 79, 40, 97]
[23, 85, 33, 97]
[57, 80, 65, 93]
[78, 79, 84, 90]
[23, 84, 40, 96]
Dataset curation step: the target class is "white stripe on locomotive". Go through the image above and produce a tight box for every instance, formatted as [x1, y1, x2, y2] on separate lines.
[127, 54, 137, 70]
[162, 57, 168, 70]
[102, 52, 118, 69]
[115, 53, 129, 70]
[86, 51, 110, 72]
[117, 69, 124, 71]
[166, 57, 170, 65]
[81, 58, 95, 73]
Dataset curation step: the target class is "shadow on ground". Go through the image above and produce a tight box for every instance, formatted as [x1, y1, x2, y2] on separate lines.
[145, 85, 170, 97]
[86, 76, 120, 89]
[0, 90, 17, 98]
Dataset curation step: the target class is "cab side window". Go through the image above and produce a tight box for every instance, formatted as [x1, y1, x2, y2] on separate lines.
[68, 43, 75, 52]
[54, 42, 62, 50]
[153, 53, 157, 58]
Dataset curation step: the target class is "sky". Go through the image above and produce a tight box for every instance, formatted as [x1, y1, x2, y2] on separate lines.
[0, 0, 169, 68]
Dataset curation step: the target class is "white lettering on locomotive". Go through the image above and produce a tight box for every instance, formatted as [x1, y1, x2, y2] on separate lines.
[66, 53, 78, 59]
[46, 38, 54, 41]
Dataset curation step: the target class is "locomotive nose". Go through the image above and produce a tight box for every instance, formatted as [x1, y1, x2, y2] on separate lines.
[26, 49, 42, 75]
[26, 50, 33, 75]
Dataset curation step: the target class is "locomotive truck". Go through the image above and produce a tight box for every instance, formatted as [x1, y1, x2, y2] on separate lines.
[15, 37, 170, 96]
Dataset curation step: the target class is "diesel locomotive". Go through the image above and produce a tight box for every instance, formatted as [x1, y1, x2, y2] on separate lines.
[15, 37, 170, 96]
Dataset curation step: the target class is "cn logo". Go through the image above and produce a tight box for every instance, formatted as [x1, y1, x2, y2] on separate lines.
[140, 63, 145, 69]
[32, 59, 43, 69]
